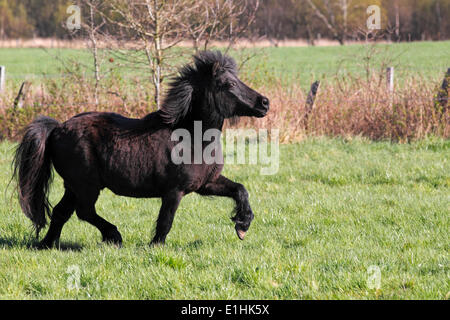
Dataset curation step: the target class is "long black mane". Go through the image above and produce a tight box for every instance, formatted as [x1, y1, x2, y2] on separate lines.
[160, 51, 238, 126]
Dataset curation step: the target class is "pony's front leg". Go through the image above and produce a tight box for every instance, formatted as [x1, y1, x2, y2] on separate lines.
[197, 175, 254, 240]
[151, 191, 183, 245]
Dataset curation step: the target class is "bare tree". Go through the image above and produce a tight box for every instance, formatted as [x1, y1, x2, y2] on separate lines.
[180, 0, 260, 52]
[80, 0, 108, 105]
[211, 0, 260, 53]
[305, 0, 373, 45]
[306, 0, 345, 44]
[57, 0, 109, 105]
[101, 0, 196, 109]
[179, 1, 211, 52]
[95, 0, 260, 109]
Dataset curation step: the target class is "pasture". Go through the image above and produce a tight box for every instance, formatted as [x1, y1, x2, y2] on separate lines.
[0, 41, 448, 300]
[0, 41, 449, 88]
[0, 137, 448, 299]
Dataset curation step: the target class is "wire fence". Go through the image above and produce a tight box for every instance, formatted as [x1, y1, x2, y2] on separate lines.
[0, 54, 448, 115]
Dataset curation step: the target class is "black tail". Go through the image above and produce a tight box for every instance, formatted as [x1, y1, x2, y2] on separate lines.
[12, 116, 60, 237]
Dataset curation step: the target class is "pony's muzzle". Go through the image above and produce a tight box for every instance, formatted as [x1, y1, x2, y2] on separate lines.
[253, 96, 270, 117]
[261, 97, 270, 109]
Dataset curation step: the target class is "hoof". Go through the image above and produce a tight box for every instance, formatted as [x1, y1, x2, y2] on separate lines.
[235, 228, 247, 240]
[150, 237, 165, 247]
[36, 240, 53, 250]
[102, 229, 123, 247]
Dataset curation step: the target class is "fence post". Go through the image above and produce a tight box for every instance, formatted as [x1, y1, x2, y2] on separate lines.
[436, 68, 450, 116]
[304, 80, 320, 130]
[386, 67, 394, 93]
[0, 66, 5, 92]
[14, 81, 31, 109]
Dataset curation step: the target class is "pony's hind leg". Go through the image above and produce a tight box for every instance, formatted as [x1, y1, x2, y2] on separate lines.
[38, 188, 76, 249]
[75, 189, 122, 246]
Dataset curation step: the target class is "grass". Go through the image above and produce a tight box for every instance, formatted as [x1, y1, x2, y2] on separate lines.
[255, 41, 450, 87]
[0, 137, 448, 299]
[1, 42, 449, 142]
[0, 41, 448, 299]
[0, 41, 449, 89]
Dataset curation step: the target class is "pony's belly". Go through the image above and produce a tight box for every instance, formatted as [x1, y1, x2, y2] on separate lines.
[107, 186, 161, 198]
[101, 171, 165, 198]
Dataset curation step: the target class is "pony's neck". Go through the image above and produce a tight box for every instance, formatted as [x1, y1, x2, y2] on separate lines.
[176, 96, 224, 132]
[177, 112, 224, 134]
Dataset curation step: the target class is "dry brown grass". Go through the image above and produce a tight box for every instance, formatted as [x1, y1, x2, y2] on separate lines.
[231, 75, 449, 143]
[0, 72, 448, 142]
[0, 37, 389, 49]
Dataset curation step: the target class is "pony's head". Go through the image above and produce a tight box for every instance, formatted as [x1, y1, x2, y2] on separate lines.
[161, 51, 269, 126]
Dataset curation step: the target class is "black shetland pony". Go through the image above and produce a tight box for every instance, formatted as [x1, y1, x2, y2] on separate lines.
[13, 51, 269, 248]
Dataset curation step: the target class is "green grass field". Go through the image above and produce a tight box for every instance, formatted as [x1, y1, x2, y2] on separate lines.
[1, 41, 449, 89]
[0, 42, 449, 299]
[0, 137, 448, 299]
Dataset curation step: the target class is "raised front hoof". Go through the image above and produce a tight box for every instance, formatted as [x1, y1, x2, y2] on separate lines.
[102, 229, 123, 248]
[235, 225, 247, 240]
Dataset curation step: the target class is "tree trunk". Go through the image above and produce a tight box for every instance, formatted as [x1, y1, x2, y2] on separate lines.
[395, 0, 400, 41]
[89, 3, 100, 105]
[153, 0, 162, 110]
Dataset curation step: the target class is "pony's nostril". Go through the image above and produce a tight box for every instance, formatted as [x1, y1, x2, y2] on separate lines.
[261, 97, 269, 107]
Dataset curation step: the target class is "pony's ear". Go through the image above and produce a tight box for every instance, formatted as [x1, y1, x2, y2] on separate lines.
[160, 79, 193, 126]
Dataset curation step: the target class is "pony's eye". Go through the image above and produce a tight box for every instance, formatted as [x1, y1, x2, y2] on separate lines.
[229, 81, 237, 88]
